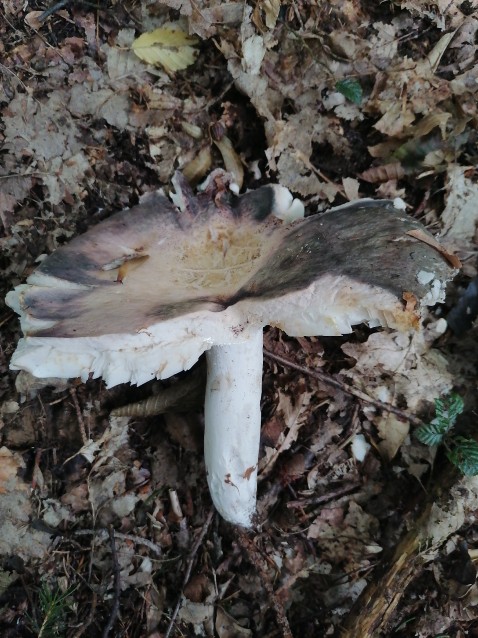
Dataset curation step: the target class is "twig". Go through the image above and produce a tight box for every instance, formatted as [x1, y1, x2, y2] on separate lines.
[102, 526, 121, 638]
[39, 0, 104, 21]
[263, 349, 423, 426]
[0, 312, 14, 329]
[164, 508, 215, 638]
[0, 63, 30, 93]
[74, 528, 163, 557]
[286, 483, 360, 510]
[294, 150, 347, 199]
[236, 531, 293, 638]
[39, 0, 71, 21]
[70, 387, 88, 444]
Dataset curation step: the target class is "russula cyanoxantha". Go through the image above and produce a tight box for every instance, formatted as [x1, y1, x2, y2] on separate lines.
[6, 171, 457, 526]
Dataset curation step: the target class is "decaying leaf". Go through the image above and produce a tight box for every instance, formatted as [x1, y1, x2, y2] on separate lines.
[441, 165, 478, 247]
[0, 446, 24, 494]
[0, 447, 56, 560]
[342, 176, 360, 200]
[131, 24, 199, 73]
[182, 145, 213, 183]
[259, 391, 312, 478]
[376, 413, 410, 461]
[177, 598, 215, 631]
[216, 607, 252, 637]
[342, 330, 454, 415]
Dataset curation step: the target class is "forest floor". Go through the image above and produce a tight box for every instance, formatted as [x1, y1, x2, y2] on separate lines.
[1, 1, 478, 637]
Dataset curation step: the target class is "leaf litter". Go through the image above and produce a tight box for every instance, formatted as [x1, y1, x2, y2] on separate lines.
[1, 1, 478, 637]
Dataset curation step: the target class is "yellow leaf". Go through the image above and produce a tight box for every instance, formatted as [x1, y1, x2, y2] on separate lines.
[131, 24, 199, 74]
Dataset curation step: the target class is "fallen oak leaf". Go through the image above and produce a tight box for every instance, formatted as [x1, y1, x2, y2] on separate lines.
[406, 228, 462, 269]
[0, 447, 27, 494]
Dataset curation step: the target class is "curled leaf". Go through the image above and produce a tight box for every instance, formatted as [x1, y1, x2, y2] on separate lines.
[182, 145, 213, 184]
[213, 134, 244, 189]
[360, 163, 405, 183]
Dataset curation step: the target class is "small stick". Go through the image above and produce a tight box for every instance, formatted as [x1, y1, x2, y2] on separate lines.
[236, 531, 293, 638]
[102, 526, 121, 638]
[263, 349, 423, 426]
[286, 483, 360, 510]
[74, 529, 163, 557]
[39, 0, 104, 21]
[164, 509, 214, 638]
[70, 387, 88, 444]
[0, 312, 13, 329]
[39, 0, 71, 21]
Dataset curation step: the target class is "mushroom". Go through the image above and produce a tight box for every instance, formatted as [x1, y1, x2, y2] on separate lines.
[6, 172, 456, 526]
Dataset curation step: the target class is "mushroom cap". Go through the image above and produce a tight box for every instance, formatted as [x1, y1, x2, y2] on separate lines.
[6, 173, 455, 387]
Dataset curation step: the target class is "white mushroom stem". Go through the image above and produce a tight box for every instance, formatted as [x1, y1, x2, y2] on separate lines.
[204, 329, 263, 527]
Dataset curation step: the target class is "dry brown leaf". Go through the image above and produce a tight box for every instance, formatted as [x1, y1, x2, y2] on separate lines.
[441, 165, 478, 248]
[23, 10, 43, 29]
[307, 501, 380, 577]
[0, 446, 24, 493]
[178, 599, 215, 629]
[259, 391, 312, 478]
[0, 192, 17, 230]
[376, 413, 409, 460]
[342, 330, 453, 414]
[374, 102, 416, 137]
[153, 1, 243, 39]
[421, 476, 478, 547]
[216, 607, 252, 637]
[342, 176, 360, 200]
[0, 448, 56, 560]
[69, 85, 130, 129]
[369, 21, 398, 63]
